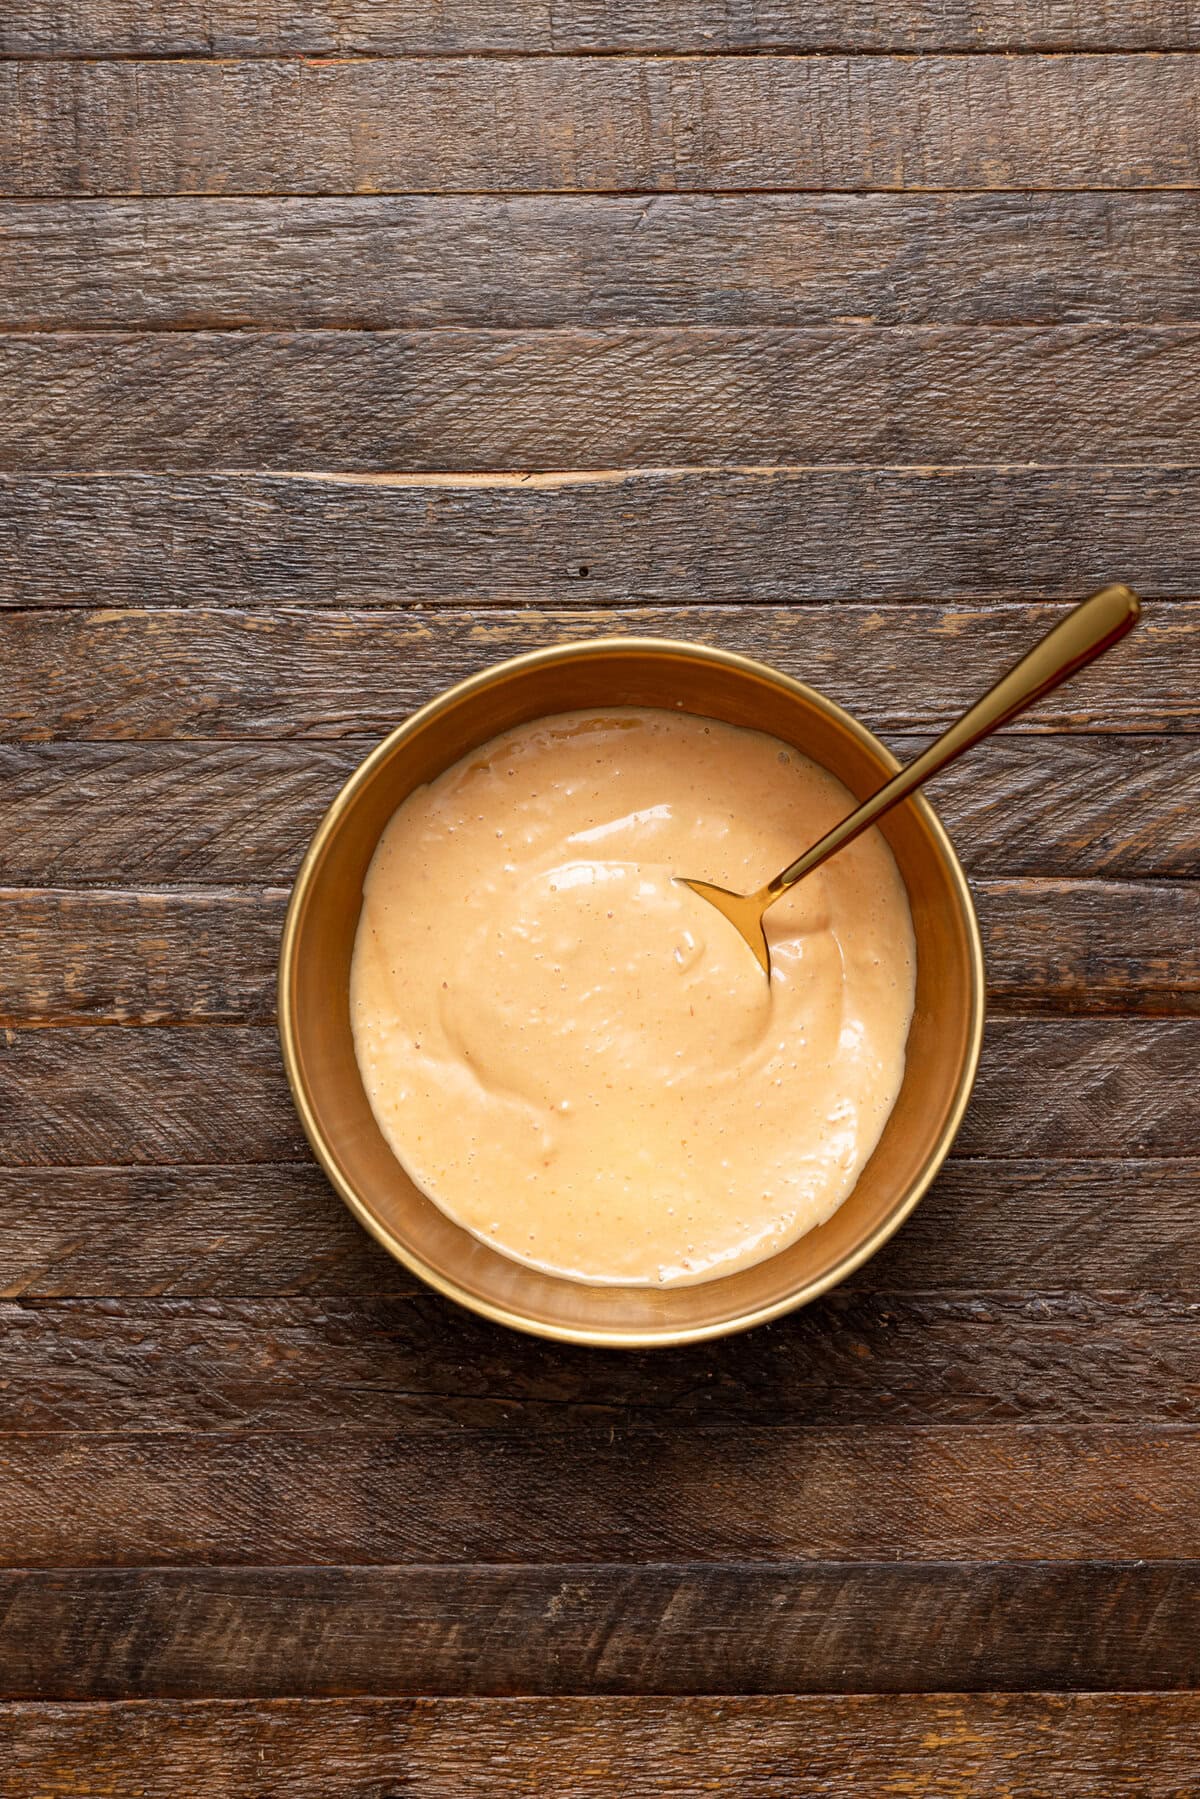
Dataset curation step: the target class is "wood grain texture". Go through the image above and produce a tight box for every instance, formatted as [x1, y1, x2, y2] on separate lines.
[0, 1165, 395, 1298]
[1, 1562, 1196, 1695]
[2, 607, 1192, 741]
[4, 1293, 1200, 1433]
[4, 1158, 1198, 1298]
[1, 1020, 1195, 1165]
[952, 1019, 1200, 1157]
[6, 194, 1200, 330]
[5, 328, 1200, 469]
[0, 1027, 304, 1166]
[2, 878, 1195, 1023]
[4, 1427, 1200, 1567]
[0, 887, 286, 1024]
[5, 737, 1195, 883]
[973, 878, 1200, 1015]
[5, 468, 1200, 608]
[6, 1693, 1200, 1799]
[3, 57, 1199, 197]
[5, 1, 1199, 54]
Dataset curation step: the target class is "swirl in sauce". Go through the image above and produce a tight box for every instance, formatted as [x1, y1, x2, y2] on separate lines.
[351, 708, 915, 1286]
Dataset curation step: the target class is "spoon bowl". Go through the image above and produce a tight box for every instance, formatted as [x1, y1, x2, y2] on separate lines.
[677, 876, 772, 976]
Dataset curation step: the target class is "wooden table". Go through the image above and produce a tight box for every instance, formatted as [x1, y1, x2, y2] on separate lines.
[2, 4, 1199, 1792]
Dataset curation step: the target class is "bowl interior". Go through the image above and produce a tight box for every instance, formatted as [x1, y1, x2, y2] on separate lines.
[281, 641, 983, 1345]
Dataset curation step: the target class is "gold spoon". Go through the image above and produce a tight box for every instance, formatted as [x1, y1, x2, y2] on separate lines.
[680, 582, 1141, 979]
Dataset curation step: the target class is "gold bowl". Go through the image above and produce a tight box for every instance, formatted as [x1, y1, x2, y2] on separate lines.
[279, 639, 985, 1347]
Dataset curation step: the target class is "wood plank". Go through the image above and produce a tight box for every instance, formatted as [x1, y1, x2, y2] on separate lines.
[6, 195, 1200, 331]
[954, 1019, 1199, 1158]
[1, 606, 1192, 742]
[0, 887, 286, 1025]
[5, 329, 1200, 469]
[973, 878, 1200, 1015]
[0, 1165, 399, 1298]
[861, 1157, 1200, 1293]
[3, 1293, 1200, 1432]
[5, 468, 1200, 608]
[0, 1019, 1195, 1164]
[3, 1428, 1200, 1566]
[0, 1562, 1195, 1695]
[0, 1026, 306, 1166]
[2, 57, 1197, 197]
[2, 878, 1195, 1024]
[4, 737, 1195, 884]
[5, 2, 1199, 55]
[0, 742, 366, 885]
[3, 1158, 1198, 1298]
[6, 1693, 1200, 1799]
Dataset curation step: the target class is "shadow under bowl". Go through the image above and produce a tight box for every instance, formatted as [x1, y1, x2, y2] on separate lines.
[279, 638, 985, 1347]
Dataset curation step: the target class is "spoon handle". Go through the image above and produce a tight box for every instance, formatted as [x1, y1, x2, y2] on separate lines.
[765, 582, 1141, 901]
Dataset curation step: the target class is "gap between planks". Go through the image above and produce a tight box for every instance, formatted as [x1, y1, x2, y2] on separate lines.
[21, 460, 1200, 482]
[7, 47, 1200, 59]
[11, 187, 1200, 201]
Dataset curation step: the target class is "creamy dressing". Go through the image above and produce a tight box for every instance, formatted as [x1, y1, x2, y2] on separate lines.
[351, 708, 915, 1286]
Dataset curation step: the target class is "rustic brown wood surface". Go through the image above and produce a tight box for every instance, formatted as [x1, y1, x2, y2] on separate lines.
[1, 5, 1197, 1792]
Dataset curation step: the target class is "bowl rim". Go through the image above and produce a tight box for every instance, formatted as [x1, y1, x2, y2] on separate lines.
[278, 635, 987, 1347]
